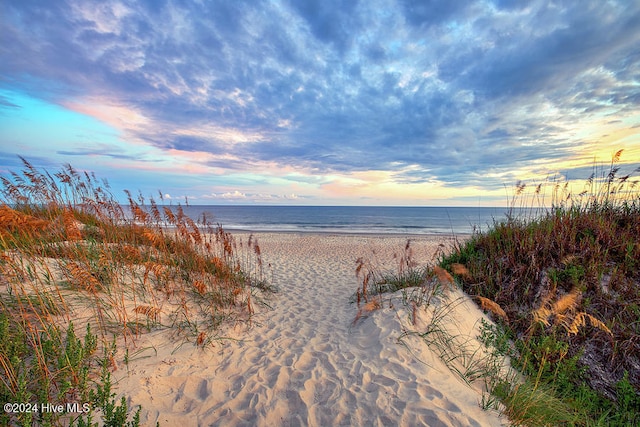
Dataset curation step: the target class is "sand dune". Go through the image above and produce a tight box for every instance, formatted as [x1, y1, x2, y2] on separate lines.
[115, 233, 507, 426]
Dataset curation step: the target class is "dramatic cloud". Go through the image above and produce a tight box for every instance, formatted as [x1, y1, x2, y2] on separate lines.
[1, 0, 638, 205]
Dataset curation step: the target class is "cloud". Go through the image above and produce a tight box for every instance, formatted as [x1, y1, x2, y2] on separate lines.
[0, 95, 21, 110]
[458, 2, 640, 100]
[220, 190, 247, 200]
[1, 0, 639, 204]
[56, 147, 141, 161]
[400, 0, 470, 27]
[201, 190, 306, 204]
[285, 0, 368, 56]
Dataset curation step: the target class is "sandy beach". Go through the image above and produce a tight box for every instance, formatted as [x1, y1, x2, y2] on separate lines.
[114, 232, 507, 426]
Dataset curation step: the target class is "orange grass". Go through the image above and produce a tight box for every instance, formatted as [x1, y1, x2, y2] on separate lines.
[0, 158, 272, 424]
[475, 295, 509, 322]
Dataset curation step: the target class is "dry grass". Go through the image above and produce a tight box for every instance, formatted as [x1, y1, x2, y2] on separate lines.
[0, 158, 272, 425]
[475, 296, 509, 323]
[530, 288, 612, 338]
[433, 265, 455, 291]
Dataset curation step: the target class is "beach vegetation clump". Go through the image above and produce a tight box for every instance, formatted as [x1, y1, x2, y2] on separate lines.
[352, 240, 507, 390]
[441, 150, 640, 425]
[352, 150, 639, 425]
[352, 240, 443, 326]
[0, 158, 270, 426]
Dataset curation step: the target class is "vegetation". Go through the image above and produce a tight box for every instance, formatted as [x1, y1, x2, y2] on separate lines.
[0, 158, 269, 426]
[440, 150, 640, 425]
[355, 150, 640, 425]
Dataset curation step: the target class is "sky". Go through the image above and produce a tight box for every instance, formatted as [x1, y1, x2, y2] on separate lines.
[1, 0, 639, 206]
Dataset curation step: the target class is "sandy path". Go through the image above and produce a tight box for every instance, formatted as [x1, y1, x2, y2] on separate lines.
[117, 233, 506, 426]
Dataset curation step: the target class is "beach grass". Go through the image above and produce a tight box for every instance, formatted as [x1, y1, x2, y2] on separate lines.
[355, 150, 639, 425]
[439, 151, 640, 425]
[0, 158, 269, 426]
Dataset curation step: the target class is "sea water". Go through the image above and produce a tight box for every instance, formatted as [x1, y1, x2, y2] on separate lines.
[173, 205, 531, 235]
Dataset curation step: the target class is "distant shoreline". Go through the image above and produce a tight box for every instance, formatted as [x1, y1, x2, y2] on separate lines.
[225, 228, 474, 240]
[154, 205, 514, 236]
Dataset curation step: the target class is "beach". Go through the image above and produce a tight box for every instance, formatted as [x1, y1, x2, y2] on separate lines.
[114, 232, 507, 426]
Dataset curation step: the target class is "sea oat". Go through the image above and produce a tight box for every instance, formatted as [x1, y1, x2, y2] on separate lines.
[133, 305, 161, 322]
[613, 149, 623, 163]
[62, 208, 82, 241]
[532, 293, 554, 328]
[352, 297, 382, 326]
[193, 279, 207, 295]
[196, 331, 207, 346]
[0, 205, 49, 232]
[567, 312, 612, 337]
[163, 206, 176, 225]
[120, 244, 142, 262]
[364, 299, 382, 312]
[66, 262, 101, 293]
[143, 261, 169, 291]
[232, 287, 243, 305]
[433, 265, 455, 291]
[475, 296, 509, 322]
[451, 263, 472, 280]
[130, 204, 149, 223]
[552, 289, 581, 316]
[142, 229, 164, 248]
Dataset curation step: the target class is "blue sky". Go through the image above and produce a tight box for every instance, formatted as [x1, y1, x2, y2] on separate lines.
[1, 0, 639, 206]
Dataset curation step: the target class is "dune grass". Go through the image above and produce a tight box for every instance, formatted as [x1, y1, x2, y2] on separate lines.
[0, 158, 270, 426]
[441, 150, 640, 426]
[354, 150, 639, 425]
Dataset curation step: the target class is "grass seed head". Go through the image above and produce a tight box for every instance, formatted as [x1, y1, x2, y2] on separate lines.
[433, 265, 455, 290]
[476, 296, 509, 322]
[552, 289, 581, 316]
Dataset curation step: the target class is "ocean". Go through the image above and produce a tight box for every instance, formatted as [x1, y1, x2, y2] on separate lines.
[174, 205, 530, 235]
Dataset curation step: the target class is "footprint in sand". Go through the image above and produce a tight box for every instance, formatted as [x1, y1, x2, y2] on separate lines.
[116, 234, 507, 427]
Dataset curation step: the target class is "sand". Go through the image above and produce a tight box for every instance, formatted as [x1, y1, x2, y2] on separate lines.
[114, 233, 508, 426]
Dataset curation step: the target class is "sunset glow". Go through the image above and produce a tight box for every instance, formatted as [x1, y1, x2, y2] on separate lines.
[1, 1, 638, 206]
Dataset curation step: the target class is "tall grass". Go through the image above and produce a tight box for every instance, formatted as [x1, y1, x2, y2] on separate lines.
[353, 150, 639, 425]
[441, 150, 640, 425]
[0, 158, 270, 426]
